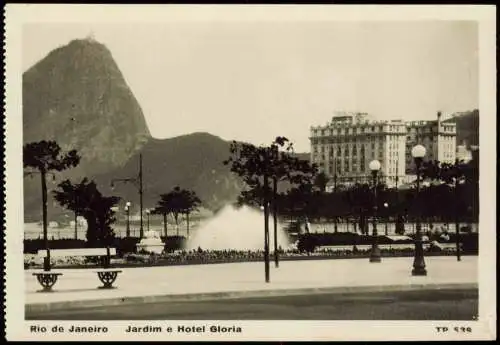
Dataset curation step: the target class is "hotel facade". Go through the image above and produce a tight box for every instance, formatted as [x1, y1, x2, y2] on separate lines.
[405, 112, 457, 173]
[310, 111, 457, 188]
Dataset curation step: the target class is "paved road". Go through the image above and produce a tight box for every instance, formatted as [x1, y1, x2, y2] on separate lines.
[27, 288, 477, 321]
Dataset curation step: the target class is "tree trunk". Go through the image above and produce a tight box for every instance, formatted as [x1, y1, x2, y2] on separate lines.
[74, 210, 78, 240]
[263, 175, 270, 283]
[163, 213, 167, 238]
[175, 214, 179, 236]
[84, 211, 98, 246]
[273, 177, 279, 268]
[358, 213, 363, 234]
[455, 180, 461, 261]
[41, 170, 50, 271]
[456, 215, 461, 261]
[186, 212, 190, 239]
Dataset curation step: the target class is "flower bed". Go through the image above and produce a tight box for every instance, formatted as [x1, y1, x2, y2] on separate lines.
[24, 246, 467, 270]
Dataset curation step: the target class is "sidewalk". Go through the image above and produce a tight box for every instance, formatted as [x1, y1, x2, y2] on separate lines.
[26, 256, 477, 313]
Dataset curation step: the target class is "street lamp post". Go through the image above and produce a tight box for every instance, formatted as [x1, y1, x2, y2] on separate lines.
[261, 190, 270, 283]
[125, 201, 131, 238]
[369, 160, 381, 263]
[111, 153, 144, 238]
[384, 202, 389, 236]
[73, 192, 79, 240]
[455, 158, 461, 262]
[146, 209, 151, 232]
[411, 144, 427, 276]
[333, 157, 339, 233]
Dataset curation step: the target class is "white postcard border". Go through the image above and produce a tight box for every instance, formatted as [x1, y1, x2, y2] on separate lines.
[4, 4, 497, 341]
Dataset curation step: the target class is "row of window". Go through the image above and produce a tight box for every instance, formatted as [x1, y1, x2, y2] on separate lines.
[313, 124, 455, 138]
[323, 162, 367, 175]
[387, 135, 403, 142]
[315, 144, 369, 152]
[314, 150, 385, 162]
[441, 151, 456, 160]
[386, 161, 401, 175]
[388, 150, 399, 158]
[388, 141, 401, 150]
[407, 131, 457, 140]
[313, 125, 406, 137]
[311, 134, 405, 146]
[441, 135, 456, 141]
[317, 148, 386, 155]
[323, 161, 404, 175]
[314, 150, 385, 159]
[441, 125, 456, 133]
[314, 141, 396, 150]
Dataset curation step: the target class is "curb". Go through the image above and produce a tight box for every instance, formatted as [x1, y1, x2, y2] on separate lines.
[25, 282, 478, 315]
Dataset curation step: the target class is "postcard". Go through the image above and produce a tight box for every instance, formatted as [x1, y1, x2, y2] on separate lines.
[4, 4, 496, 341]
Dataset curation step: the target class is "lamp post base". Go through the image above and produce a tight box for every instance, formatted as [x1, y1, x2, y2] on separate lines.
[43, 257, 51, 272]
[412, 255, 427, 276]
[369, 245, 381, 263]
[412, 240, 427, 276]
[411, 266, 427, 276]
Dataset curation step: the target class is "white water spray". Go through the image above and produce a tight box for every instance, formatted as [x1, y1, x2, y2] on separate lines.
[185, 205, 290, 251]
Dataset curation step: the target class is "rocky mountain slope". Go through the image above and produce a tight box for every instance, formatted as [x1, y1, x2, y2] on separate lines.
[444, 109, 479, 148]
[23, 38, 150, 176]
[23, 39, 243, 221]
[94, 133, 244, 213]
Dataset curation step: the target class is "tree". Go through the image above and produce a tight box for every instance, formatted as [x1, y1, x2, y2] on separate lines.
[343, 183, 372, 235]
[375, 186, 403, 235]
[53, 178, 120, 247]
[154, 186, 201, 238]
[224, 141, 275, 282]
[268, 137, 317, 267]
[297, 233, 317, 254]
[280, 182, 315, 222]
[313, 171, 330, 193]
[180, 189, 202, 238]
[420, 158, 479, 261]
[168, 187, 184, 237]
[224, 138, 317, 280]
[320, 188, 350, 225]
[23, 140, 80, 271]
[152, 194, 174, 238]
[236, 184, 266, 208]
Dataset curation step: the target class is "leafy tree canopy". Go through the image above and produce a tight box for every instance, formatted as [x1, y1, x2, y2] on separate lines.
[24, 140, 80, 172]
[224, 136, 317, 205]
[153, 186, 202, 219]
[53, 178, 120, 246]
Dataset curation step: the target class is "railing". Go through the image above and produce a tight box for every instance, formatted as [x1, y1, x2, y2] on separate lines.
[24, 223, 202, 240]
[24, 221, 479, 241]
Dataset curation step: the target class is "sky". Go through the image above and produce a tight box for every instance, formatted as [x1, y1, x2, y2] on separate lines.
[22, 21, 478, 152]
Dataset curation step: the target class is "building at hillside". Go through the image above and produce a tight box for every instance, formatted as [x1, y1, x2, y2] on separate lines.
[405, 112, 457, 173]
[456, 142, 473, 163]
[310, 111, 457, 188]
[310, 112, 406, 188]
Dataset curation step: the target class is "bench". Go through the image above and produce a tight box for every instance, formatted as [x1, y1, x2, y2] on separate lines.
[34, 248, 122, 291]
[32, 272, 63, 292]
[93, 268, 123, 289]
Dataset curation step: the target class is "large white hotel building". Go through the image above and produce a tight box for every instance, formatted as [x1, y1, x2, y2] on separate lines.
[310, 111, 456, 188]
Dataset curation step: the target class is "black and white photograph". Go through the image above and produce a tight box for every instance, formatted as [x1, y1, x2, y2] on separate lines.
[4, 4, 496, 341]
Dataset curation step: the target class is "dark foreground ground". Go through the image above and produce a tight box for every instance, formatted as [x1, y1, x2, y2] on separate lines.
[27, 288, 477, 321]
